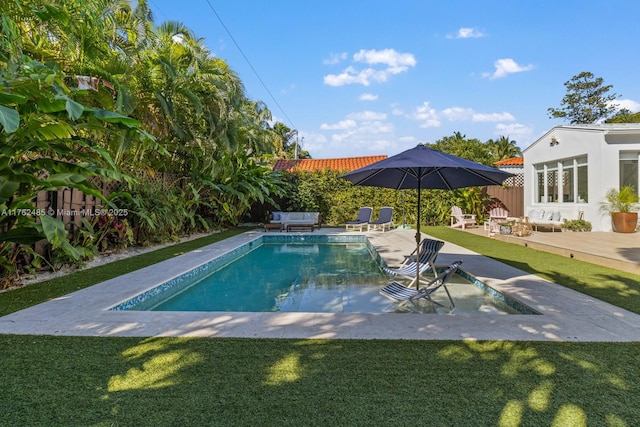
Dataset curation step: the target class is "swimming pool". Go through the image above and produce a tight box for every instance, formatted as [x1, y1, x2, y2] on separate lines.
[111, 235, 538, 315]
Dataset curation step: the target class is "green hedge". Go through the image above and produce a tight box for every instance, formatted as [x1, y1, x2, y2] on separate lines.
[264, 170, 465, 227]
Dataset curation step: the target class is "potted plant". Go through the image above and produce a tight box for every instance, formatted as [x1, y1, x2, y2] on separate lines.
[600, 186, 639, 233]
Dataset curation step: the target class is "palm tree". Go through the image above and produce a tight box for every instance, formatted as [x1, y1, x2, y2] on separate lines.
[488, 135, 522, 162]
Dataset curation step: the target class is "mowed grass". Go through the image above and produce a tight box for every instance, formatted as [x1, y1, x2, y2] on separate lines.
[1, 336, 639, 426]
[1, 226, 640, 426]
[424, 226, 640, 315]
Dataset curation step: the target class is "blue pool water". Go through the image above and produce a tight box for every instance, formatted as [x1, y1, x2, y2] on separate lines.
[111, 235, 538, 314]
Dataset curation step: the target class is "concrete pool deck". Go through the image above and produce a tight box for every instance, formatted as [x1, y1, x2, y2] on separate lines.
[1, 228, 639, 341]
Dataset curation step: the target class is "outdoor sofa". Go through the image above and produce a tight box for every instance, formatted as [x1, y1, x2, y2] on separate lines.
[269, 211, 322, 231]
[525, 207, 579, 232]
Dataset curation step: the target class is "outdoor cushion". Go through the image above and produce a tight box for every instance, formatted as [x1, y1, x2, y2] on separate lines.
[271, 212, 320, 226]
[528, 209, 543, 220]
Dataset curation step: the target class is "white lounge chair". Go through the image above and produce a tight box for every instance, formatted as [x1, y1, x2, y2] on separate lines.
[368, 207, 394, 231]
[450, 206, 477, 229]
[379, 260, 462, 311]
[383, 238, 444, 285]
[488, 207, 509, 235]
[345, 207, 373, 231]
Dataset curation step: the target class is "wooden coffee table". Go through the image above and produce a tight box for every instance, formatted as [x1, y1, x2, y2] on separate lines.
[264, 223, 284, 232]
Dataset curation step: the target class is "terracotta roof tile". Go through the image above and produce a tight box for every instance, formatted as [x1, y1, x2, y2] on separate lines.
[273, 155, 387, 173]
[494, 156, 523, 166]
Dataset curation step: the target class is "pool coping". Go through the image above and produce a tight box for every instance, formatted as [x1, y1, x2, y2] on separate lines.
[1, 228, 639, 341]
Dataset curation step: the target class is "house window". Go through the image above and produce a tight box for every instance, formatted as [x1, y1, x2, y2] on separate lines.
[562, 160, 574, 202]
[577, 156, 588, 202]
[534, 155, 588, 204]
[535, 164, 545, 203]
[619, 152, 639, 192]
[547, 164, 558, 202]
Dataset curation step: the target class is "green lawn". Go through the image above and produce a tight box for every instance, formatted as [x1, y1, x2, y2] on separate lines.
[1, 226, 639, 426]
[424, 226, 640, 315]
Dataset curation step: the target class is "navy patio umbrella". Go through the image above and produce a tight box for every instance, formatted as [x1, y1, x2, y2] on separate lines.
[340, 144, 513, 288]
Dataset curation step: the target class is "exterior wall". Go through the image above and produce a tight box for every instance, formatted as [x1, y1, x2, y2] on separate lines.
[523, 125, 640, 232]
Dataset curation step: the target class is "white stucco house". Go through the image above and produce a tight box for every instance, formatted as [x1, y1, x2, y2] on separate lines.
[523, 124, 640, 232]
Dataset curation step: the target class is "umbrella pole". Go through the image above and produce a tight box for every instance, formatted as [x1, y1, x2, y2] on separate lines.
[415, 181, 421, 289]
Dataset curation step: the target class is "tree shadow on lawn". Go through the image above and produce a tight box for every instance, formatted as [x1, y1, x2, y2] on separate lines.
[486, 256, 640, 315]
[2, 336, 639, 426]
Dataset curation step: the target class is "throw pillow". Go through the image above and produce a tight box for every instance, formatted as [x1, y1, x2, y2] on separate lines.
[528, 209, 542, 220]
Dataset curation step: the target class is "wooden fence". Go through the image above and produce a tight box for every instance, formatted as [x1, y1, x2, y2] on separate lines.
[483, 185, 524, 217]
[32, 172, 184, 232]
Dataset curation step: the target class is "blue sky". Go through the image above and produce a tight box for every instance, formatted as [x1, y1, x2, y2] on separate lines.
[149, 0, 640, 159]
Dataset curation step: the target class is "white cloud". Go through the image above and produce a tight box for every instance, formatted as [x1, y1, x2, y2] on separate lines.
[615, 99, 640, 112]
[441, 107, 474, 121]
[320, 119, 357, 130]
[484, 58, 534, 79]
[353, 48, 417, 67]
[391, 104, 405, 116]
[299, 132, 328, 156]
[494, 123, 534, 149]
[494, 123, 532, 138]
[324, 66, 392, 86]
[347, 110, 387, 121]
[313, 112, 397, 158]
[330, 120, 394, 144]
[323, 48, 416, 87]
[447, 27, 485, 39]
[359, 93, 379, 101]
[413, 102, 517, 128]
[472, 112, 515, 122]
[414, 102, 441, 128]
[323, 52, 348, 65]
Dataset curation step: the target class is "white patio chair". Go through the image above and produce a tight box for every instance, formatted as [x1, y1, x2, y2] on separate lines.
[450, 206, 477, 229]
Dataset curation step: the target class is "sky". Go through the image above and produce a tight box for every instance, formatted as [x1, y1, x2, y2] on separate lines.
[148, 0, 640, 159]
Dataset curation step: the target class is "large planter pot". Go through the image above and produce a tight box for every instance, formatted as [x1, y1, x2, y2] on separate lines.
[611, 212, 638, 233]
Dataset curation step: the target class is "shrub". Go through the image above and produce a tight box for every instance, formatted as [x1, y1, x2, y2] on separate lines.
[562, 218, 592, 232]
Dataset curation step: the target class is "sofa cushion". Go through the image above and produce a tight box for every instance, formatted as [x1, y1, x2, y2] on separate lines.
[272, 212, 320, 224]
[528, 209, 544, 220]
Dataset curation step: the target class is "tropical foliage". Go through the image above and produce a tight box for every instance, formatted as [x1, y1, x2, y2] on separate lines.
[600, 186, 639, 214]
[486, 135, 522, 161]
[0, 0, 287, 286]
[606, 110, 640, 124]
[427, 132, 493, 165]
[272, 122, 311, 159]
